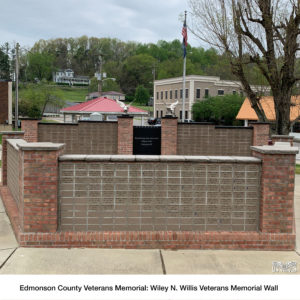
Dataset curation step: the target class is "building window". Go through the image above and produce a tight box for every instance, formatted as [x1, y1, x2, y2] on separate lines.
[161, 91, 163, 99]
[175, 90, 178, 99]
[170, 90, 173, 100]
[180, 110, 182, 120]
[165, 91, 168, 99]
[180, 89, 183, 98]
[185, 89, 189, 98]
[156, 110, 159, 118]
[232, 90, 236, 95]
[161, 110, 163, 118]
[157, 92, 159, 100]
[196, 88, 201, 99]
[218, 89, 224, 95]
[205, 89, 209, 98]
[185, 111, 188, 120]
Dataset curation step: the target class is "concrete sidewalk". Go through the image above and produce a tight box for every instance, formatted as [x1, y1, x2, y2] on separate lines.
[0, 176, 299, 275]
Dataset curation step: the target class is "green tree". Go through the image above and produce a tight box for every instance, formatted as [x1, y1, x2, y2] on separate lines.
[189, 0, 300, 134]
[192, 94, 244, 125]
[0, 44, 10, 80]
[19, 83, 65, 117]
[120, 54, 156, 96]
[26, 52, 55, 81]
[134, 85, 150, 105]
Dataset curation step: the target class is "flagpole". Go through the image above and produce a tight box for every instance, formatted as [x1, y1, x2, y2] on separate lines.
[182, 11, 187, 122]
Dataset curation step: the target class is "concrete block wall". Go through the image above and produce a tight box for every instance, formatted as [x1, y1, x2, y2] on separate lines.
[177, 124, 253, 156]
[58, 156, 261, 232]
[38, 121, 118, 154]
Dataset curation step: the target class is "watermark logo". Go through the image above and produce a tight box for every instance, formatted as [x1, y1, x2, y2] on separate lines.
[272, 261, 297, 273]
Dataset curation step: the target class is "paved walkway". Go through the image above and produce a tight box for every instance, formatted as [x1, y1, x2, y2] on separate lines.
[0, 176, 299, 274]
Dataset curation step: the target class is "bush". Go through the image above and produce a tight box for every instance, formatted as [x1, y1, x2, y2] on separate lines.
[192, 94, 244, 125]
[134, 85, 150, 105]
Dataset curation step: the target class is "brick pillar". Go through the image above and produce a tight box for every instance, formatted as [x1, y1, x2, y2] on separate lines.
[251, 143, 298, 233]
[18, 142, 64, 232]
[117, 115, 133, 155]
[271, 135, 294, 146]
[161, 116, 178, 155]
[1, 131, 24, 185]
[250, 122, 270, 146]
[21, 119, 40, 142]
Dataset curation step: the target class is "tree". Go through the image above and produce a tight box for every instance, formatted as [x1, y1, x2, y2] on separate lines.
[120, 54, 156, 96]
[134, 85, 150, 105]
[192, 94, 244, 125]
[19, 83, 65, 117]
[0, 44, 10, 80]
[189, 0, 300, 134]
[26, 52, 55, 81]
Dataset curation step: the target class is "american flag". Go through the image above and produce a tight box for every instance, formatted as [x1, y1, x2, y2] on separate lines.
[182, 19, 188, 57]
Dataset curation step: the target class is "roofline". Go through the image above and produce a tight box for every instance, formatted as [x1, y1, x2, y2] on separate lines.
[61, 110, 148, 115]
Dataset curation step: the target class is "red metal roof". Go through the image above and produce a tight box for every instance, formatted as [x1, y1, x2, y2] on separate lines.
[61, 97, 147, 113]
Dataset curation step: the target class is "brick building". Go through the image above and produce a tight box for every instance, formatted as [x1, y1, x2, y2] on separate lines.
[0, 80, 13, 125]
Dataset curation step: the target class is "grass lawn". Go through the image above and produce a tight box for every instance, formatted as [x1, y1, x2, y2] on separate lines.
[56, 87, 89, 102]
[296, 164, 300, 174]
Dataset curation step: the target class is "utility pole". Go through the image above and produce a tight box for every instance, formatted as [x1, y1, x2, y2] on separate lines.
[97, 54, 103, 96]
[182, 11, 187, 122]
[15, 43, 20, 130]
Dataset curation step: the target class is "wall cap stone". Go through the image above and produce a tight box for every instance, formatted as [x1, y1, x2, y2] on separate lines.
[272, 135, 294, 139]
[58, 154, 261, 163]
[251, 143, 299, 154]
[17, 142, 65, 151]
[0, 131, 25, 135]
[6, 139, 26, 150]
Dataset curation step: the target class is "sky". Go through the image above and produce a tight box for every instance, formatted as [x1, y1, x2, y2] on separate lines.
[0, 0, 200, 49]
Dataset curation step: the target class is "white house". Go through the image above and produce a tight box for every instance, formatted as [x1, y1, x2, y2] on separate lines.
[53, 69, 90, 86]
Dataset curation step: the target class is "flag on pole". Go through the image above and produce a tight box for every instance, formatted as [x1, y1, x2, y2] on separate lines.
[182, 18, 188, 57]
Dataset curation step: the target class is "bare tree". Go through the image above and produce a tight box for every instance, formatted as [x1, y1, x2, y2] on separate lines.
[189, 0, 300, 134]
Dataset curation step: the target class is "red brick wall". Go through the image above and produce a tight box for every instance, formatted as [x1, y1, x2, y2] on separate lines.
[161, 117, 178, 155]
[0, 81, 8, 124]
[252, 151, 295, 233]
[271, 135, 293, 146]
[21, 148, 63, 232]
[21, 119, 39, 142]
[117, 116, 133, 154]
[251, 123, 270, 146]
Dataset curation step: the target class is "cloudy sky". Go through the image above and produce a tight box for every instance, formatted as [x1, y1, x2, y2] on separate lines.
[0, 0, 200, 48]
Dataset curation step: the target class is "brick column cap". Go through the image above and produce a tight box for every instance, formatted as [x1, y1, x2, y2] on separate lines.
[162, 115, 178, 119]
[117, 115, 133, 119]
[251, 143, 298, 154]
[249, 122, 271, 125]
[272, 134, 294, 139]
[19, 118, 42, 120]
[17, 142, 65, 151]
[0, 131, 25, 135]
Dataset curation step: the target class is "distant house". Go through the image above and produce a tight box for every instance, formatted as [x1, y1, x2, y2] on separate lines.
[236, 96, 300, 131]
[61, 96, 148, 123]
[53, 69, 90, 86]
[86, 91, 125, 101]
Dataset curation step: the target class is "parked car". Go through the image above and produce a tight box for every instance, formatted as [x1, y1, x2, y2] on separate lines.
[148, 118, 161, 125]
